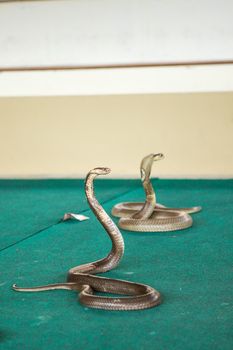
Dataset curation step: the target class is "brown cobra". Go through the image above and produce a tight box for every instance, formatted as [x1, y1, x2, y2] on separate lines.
[13, 167, 161, 310]
[112, 153, 201, 232]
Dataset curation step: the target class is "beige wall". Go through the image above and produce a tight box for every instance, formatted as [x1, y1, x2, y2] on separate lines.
[0, 92, 232, 178]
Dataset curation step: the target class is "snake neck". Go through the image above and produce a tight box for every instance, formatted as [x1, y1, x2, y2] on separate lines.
[133, 155, 157, 219]
[85, 170, 124, 273]
[133, 153, 164, 219]
[141, 154, 157, 202]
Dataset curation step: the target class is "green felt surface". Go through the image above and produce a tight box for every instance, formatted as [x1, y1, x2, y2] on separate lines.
[0, 179, 139, 250]
[0, 179, 232, 350]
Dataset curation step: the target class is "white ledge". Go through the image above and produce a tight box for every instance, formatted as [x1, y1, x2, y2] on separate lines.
[0, 64, 233, 97]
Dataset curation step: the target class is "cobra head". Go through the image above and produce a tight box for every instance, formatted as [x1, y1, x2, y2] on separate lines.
[89, 167, 111, 176]
[140, 153, 164, 181]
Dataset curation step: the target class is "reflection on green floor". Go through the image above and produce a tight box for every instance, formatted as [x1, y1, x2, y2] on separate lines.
[0, 179, 232, 350]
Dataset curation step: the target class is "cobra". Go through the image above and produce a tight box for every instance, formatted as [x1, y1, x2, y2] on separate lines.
[112, 153, 201, 232]
[13, 167, 161, 311]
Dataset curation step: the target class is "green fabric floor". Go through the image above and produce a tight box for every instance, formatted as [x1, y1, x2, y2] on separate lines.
[0, 179, 232, 350]
[0, 179, 139, 250]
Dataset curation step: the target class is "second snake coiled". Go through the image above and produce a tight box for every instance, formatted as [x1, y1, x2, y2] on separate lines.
[112, 153, 201, 232]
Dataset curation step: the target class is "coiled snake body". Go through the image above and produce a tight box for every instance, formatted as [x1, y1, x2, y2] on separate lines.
[112, 153, 201, 232]
[13, 168, 161, 311]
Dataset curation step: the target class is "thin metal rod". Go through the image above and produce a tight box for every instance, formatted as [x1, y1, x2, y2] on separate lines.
[1, 60, 233, 72]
